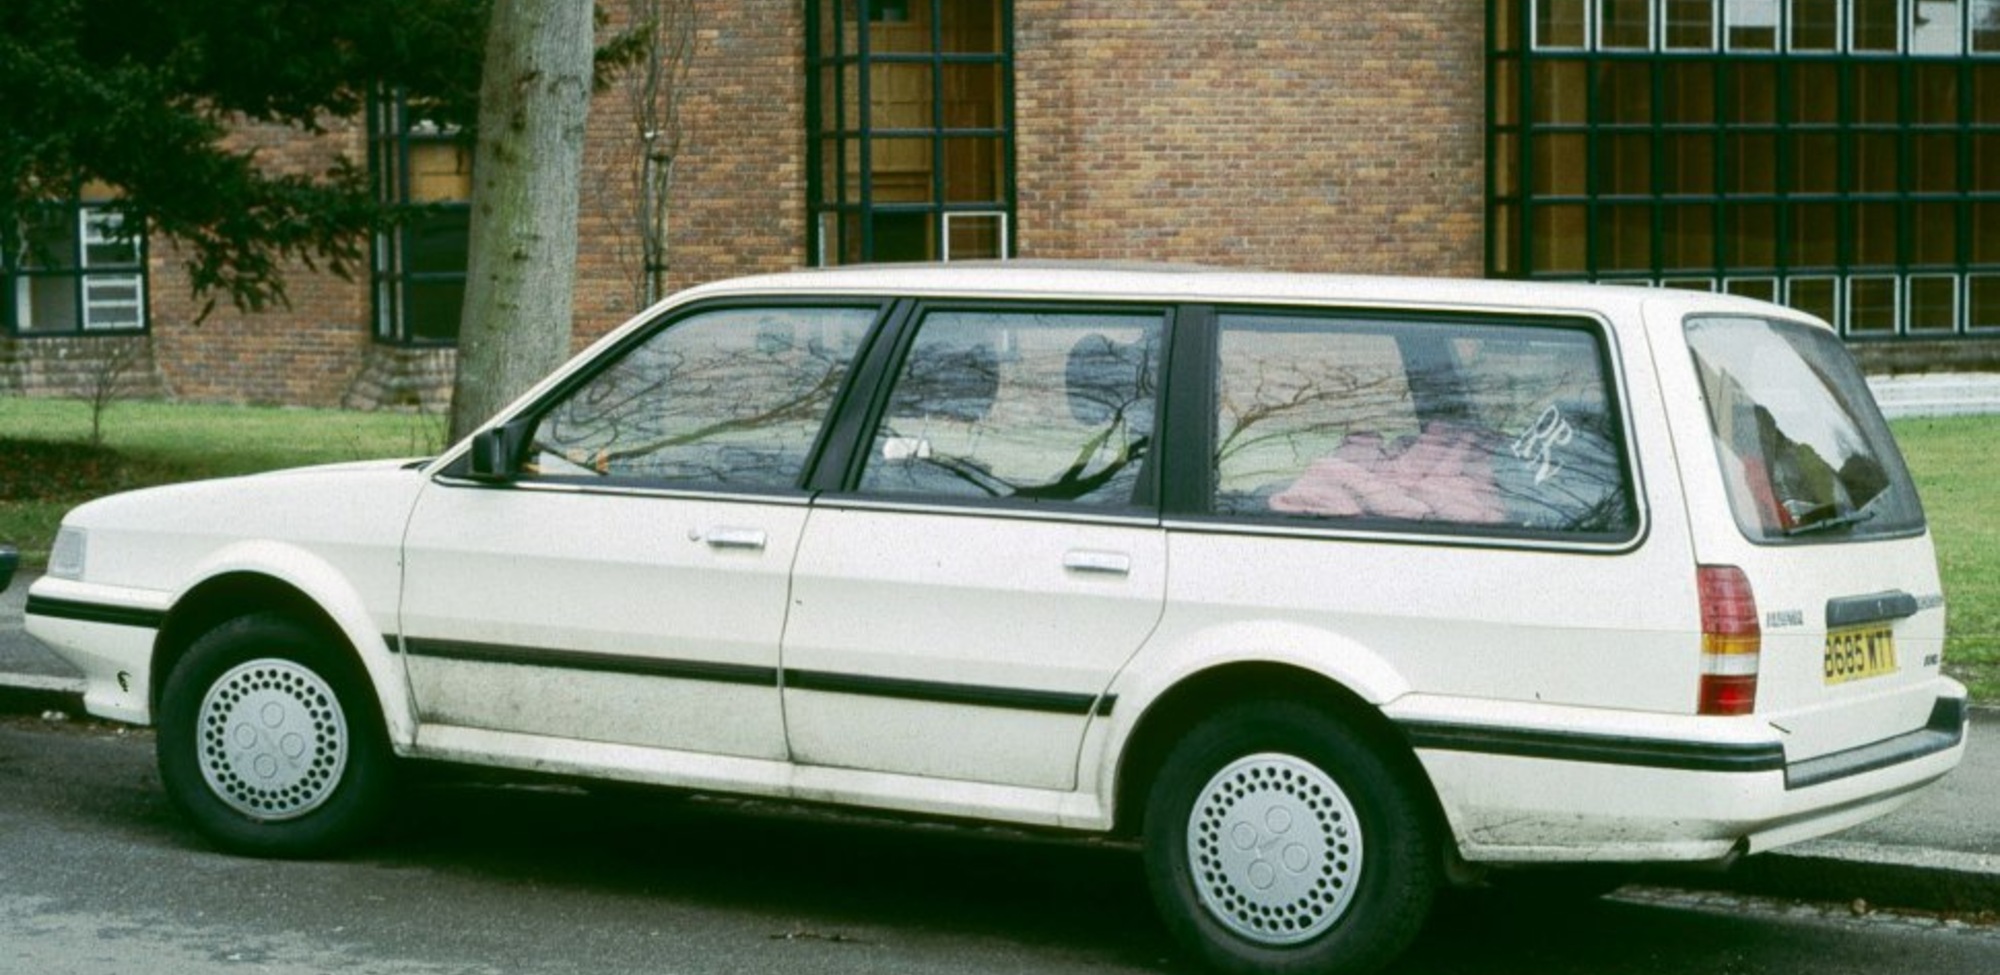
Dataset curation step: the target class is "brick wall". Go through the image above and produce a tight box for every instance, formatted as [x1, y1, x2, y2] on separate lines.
[1013, 0, 1486, 275]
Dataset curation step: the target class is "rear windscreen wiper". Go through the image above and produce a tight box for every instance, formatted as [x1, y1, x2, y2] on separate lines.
[1785, 509, 1877, 536]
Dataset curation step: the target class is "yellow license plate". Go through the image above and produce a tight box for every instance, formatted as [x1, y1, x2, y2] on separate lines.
[1825, 624, 1898, 685]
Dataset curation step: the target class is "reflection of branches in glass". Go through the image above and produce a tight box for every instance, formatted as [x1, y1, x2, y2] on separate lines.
[535, 315, 858, 487]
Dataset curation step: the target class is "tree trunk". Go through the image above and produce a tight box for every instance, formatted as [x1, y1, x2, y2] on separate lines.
[448, 0, 596, 440]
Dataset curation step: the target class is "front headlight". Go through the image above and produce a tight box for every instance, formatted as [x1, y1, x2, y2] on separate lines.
[48, 527, 87, 580]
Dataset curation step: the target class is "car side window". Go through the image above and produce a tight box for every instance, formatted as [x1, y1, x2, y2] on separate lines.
[526, 305, 876, 489]
[1213, 312, 1635, 537]
[858, 309, 1162, 507]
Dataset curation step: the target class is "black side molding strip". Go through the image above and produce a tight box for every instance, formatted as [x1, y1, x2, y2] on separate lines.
[401, 638, 777, 687]
[24, 594, 167, 630]
[784, 669, 1116, 717]
[396, 637, 1115, 716]
[1826, 590, 1921, 629]
[1400, 720, 1788, 774]
[1785, 696, 1968, 790]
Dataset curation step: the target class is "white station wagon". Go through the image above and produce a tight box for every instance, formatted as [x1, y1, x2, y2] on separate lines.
[27, 265, 1967, 974]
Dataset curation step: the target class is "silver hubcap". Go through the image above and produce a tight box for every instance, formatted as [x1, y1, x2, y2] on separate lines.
[1187, 753, 1361, 945]
[196, 659, 348, 821]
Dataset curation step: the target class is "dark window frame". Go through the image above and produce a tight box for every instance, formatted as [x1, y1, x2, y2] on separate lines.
[2, 199, 149, 337]
[369, 89, 471, 347]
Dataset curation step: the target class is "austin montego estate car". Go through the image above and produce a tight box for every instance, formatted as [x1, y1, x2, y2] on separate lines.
[27, 265, 1967, 975]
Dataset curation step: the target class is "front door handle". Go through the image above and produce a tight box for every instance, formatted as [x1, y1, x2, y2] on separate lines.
[699, 527, 768, 551]
[1063, 550, 1131, 576]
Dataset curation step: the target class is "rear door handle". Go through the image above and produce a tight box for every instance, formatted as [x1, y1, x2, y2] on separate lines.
[698, 527, 768, 551]
[1063, 550, 1131, 576]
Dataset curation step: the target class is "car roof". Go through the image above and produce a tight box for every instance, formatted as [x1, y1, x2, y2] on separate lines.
[669, 261, 1806, 326]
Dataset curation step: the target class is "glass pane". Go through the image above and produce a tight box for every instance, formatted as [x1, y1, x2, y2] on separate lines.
[404, 208, 469, 275]
[1532, 204, 1588, 272]
[1532, 134, 1588, 194]
[1663, 204, 1716, 269]
[1852, 0, 1903, 51]
[872, 209, 933, 260]
[1855, 64, 1901, 124]
[16, 276, 80, 332]
[871, 137, 935, 202]
[1978, 0, 2000, 51]
[1725, 133, 1777, 194]
[1726, 203, 1778, 265]
[1911, 0, 1964, 53]
[1600, 0, 1650, 47]
[1685, 314, 1924, 540]
[533, 306, 877, 486]
[13, 207, 77, 269]
[1493, 203, 1521, 274]
[1790, 64, 1841, 124]
[1725, 0, 1780, 49]
[1852, 202, 1900, 265]
[80, 211, 139, 267]
[1661, 133, 1716, 194]
[1909, 205, 1961, 269]
[1497, 0, 1522, 51]
[1597, 133, 1653, 194]
[940, 0, 1003, 54]
[1662, 62, 1716, 123]
[1853, 133, 1900, 193]
[1913, 133, 1960, 192]
[1791, 202, 1839, 266]
[1664, 0, 1716, 48]
[1725, 278, 1778, 301]
[1973, 274, 2000, 330]
[1793, 134, 1840, 192]
[1792, 0, 1844, 49]
[1597, 204, 1654, 270]
[1537, 0, 1589, 47]
[1788, 277, 1840, 324]
[943, 136, 1004, 202]
[1533, 61, 1589, 123]
[408, 141, 471, 202]
[943, 212, 1004, 260]
[1724, 62, 1776, 123]
[1494, 60, 1520, 127]
[1980, 65, 2000, 123]
[1214, 313, 1632, 535]
[1974, 202, 2000, 261]
[1494, 132, 1520, 196]
[404, 280, 464, 343]
[871, 62, 932, 131]
[863, 310, 1162, 506]
[1849, 277, 1899, 333]
[942, 62, 1002, 129]
[870, 0, 931, 53]
[1908, 275, 1959, 331]
[1974, 133, 2000, 190]
[1598, 62, 1652, 123]
[1914, 64, 1960, 123]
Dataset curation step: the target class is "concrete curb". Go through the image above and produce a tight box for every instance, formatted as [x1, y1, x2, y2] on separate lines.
[1657, 843, 2000, 915]
[0, 674, 87, 719]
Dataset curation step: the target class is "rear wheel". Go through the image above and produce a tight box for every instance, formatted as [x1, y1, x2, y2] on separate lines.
[1141, 701, 1436, 975]
[156, 613, 392, 857]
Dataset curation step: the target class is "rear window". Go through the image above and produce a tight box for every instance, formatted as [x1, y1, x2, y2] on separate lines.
[1211, 311, 1637, 540]
[1685, 315, 1925, 543]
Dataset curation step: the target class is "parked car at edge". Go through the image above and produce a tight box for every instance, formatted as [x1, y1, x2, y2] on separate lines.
[27, 265, 1966, 975]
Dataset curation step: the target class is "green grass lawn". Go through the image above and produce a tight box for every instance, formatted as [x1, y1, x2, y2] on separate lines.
[2, 397, 1995, 700]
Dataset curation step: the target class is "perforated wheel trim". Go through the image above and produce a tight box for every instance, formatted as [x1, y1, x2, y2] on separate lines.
[195, 659, 348, 822]
[1188, 753, 1361, 946]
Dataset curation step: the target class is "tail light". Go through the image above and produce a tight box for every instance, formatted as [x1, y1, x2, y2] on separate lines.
[1698, 565, 1760, 716]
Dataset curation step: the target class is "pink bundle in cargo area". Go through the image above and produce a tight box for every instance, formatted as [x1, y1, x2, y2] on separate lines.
[1269, 422, 1505, 524]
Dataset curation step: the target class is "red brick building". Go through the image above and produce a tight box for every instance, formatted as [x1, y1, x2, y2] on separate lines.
[5, 1, 1996, 409]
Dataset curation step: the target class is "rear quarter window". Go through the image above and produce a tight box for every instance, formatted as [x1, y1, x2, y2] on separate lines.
[1211, 311, 1637, 541]
[1684, 314, 1925, 543]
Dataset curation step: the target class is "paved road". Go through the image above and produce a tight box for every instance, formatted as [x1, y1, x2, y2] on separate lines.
[4, 714, 1998, 975]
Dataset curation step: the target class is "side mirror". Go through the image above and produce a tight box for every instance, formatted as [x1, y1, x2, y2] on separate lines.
[466, 419, 531, 482]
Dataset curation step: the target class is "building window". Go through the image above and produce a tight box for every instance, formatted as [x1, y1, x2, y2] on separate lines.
[1491, 0, 2000, 337]
[2, 199, 147, 336]
[807, 0, 1015, 265]
[370, 90, 471, 345]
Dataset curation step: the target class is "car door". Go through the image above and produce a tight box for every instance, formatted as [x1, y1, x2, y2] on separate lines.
[398, 302, 881, 761]
[782, 305, 1170, 790]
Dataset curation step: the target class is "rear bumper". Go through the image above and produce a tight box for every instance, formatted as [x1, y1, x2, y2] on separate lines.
[1392, 689, 1968, 863]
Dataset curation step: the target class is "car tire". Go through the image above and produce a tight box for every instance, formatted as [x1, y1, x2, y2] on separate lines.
[156, 613, 393, 858]
[1141, 700, 1436, 975]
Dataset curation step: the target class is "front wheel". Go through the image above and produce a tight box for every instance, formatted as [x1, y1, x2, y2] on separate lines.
[156, 613, 393, 857]
[1141, 701, 1436, 975]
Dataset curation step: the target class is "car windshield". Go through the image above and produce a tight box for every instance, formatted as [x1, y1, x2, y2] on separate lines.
[1685, 315, 1925, 543]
